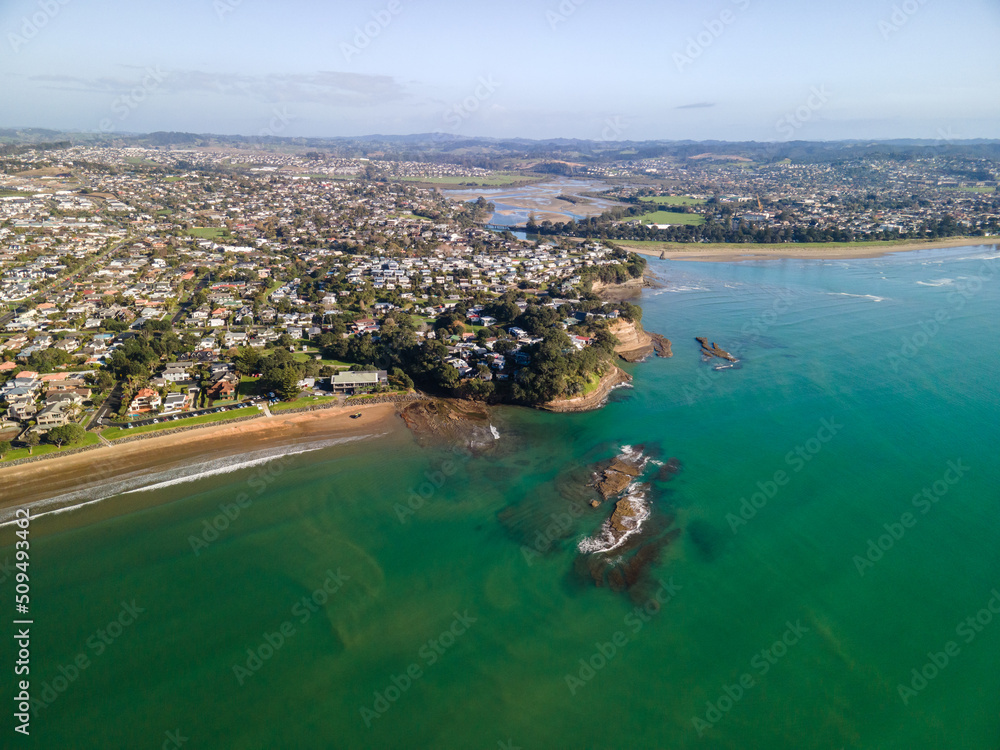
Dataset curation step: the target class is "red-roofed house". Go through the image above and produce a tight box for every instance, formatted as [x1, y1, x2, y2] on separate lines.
[128, 387, 161, 414]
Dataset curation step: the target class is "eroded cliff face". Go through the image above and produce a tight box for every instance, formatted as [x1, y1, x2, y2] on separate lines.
[590, 277, 646, 300]
[608, 319, 654, 362]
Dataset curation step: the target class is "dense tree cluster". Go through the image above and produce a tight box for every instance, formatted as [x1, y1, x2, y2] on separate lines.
[527, 205, 992, 244]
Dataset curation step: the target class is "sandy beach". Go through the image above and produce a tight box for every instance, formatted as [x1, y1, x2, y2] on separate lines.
[0, 401, 405, 517]
[620, 237, 994, 262]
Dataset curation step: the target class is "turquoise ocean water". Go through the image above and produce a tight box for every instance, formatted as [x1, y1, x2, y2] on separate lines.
[3, 245, 999, 749]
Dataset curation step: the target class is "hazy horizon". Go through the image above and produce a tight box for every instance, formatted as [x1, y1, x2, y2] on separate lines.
[3, 0, 999, 143]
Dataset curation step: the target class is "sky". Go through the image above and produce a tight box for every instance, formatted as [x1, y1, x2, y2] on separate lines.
[2, 0, 999, 142]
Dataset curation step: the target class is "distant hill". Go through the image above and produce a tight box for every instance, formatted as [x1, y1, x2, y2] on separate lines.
[2, 127, 999, 166]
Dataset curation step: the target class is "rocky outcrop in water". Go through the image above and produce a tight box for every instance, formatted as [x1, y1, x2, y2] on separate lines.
[400, 398, 497, 454]
[575, 445, 687, 599]
[592, 453, 644, 500]
[696, 337, 738, 362]
[610, 489, 647, 535]
[650, 333, 673, 358]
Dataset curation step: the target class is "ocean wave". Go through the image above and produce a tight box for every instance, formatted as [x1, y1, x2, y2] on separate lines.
[828, 292, 887, 303]
[916, 278, 955, 287]
[664, 284, 710, 293]
[618, 445, 650, 469]
[0, 435, 376, 526]
[577, 484, 651, 554]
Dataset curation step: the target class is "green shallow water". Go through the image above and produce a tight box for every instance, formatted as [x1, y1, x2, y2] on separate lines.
[4, 245, 1000, 749]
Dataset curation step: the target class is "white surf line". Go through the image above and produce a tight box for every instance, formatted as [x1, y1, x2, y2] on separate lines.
[0, 433, 383, 527]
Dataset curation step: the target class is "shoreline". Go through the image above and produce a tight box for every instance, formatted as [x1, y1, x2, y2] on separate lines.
[617, 237, 994, 262]
[0, 401, 404, 520]
[6, 238, 990, 517]
[542, 366, 632, 413]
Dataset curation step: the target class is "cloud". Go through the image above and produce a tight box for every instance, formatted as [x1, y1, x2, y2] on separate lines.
[30, 68, 408, 107]
[676, 102, 716, 109]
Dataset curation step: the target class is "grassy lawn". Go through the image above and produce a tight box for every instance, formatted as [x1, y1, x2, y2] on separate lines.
[187, 227, 231, 239]
[291, 352, 352, 368]
[102, 407, 259, 440]
[943, 186, 996, 194]
[627, 211, 705, 226]
[580, 372, 602, 397]
[270, 395, 339, 412]
[638, 196, 706, 206]
[0, 189, 35, 197]
[0, 432, 101, 463]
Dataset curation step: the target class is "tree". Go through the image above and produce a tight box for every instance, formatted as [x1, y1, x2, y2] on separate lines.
[105, 338, 157, 379]
[24, 432, 40, 455]
[0, 440, 10, 459]
[47, 424, 87, 448]
[234, 347, 262, 376]
[271, 368, 301, 401]
[91, 371, 115, 391]
[388, 367, 414, 391]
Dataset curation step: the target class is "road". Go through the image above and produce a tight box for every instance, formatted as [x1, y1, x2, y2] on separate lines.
[87, 383, 121, 429]
[106, 401, 269, 430]
[170, 272, 214, 326]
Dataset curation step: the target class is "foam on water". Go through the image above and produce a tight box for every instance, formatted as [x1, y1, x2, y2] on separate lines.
[0, 435, 376, 526]
[829, 292, 887, 302]
[577, 484, 651, 554]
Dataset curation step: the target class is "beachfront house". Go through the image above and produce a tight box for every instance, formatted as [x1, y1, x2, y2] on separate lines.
[129, 387, 162, 414]
[161, 392, 191, 415]
[35, 402, 73, 431]
[330, 370, 388, 394]
[207, 379, 237, 400]
[6, 397, 37, 422]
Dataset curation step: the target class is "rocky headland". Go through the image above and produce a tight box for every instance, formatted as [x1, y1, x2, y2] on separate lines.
[609, 319, 673, 363]
[542, 366, 633, 413]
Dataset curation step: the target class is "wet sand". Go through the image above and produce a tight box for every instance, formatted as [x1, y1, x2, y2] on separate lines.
[620, 237, 992, 262]
[443, 177, 618, 224]
[0, 402, 404, 515]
